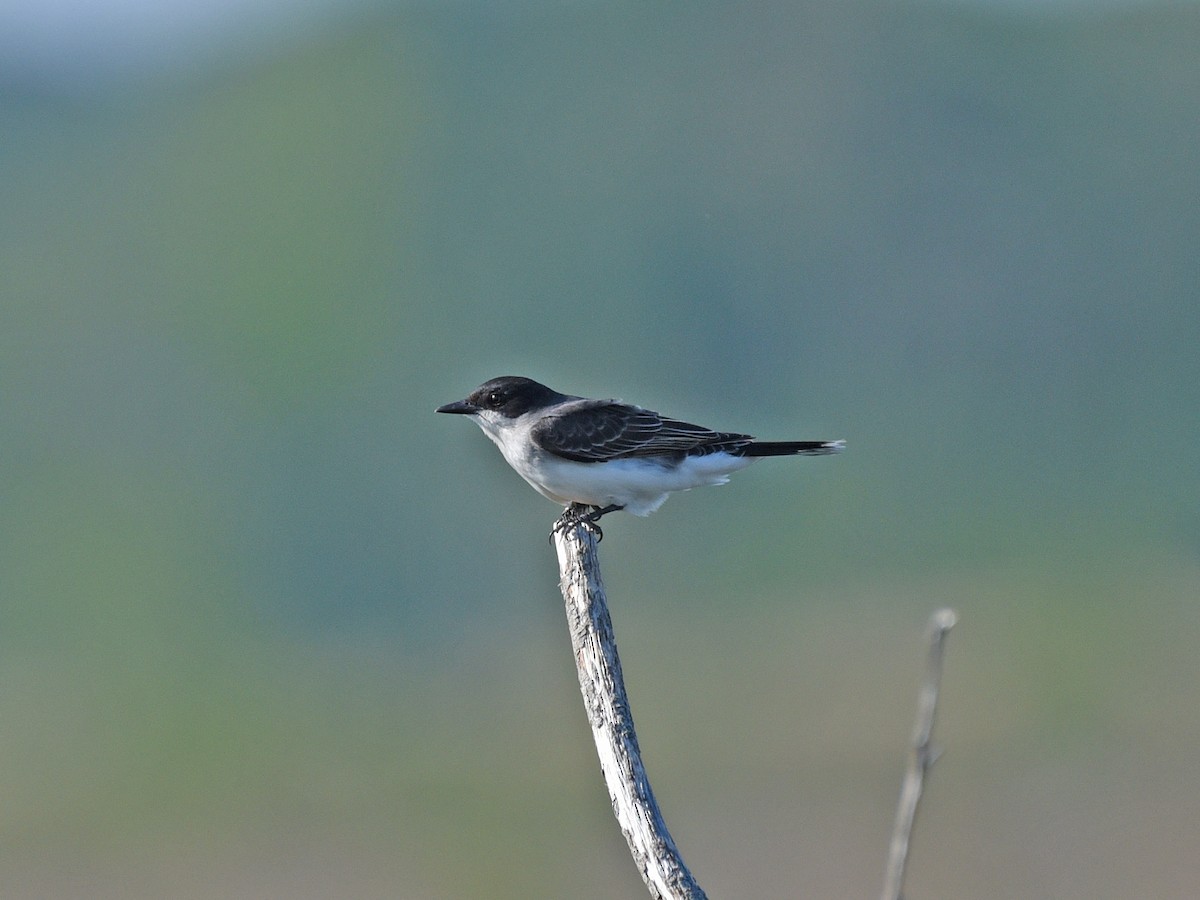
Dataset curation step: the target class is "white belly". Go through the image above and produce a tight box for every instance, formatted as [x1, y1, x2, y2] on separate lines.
[517, 452, 756, 516]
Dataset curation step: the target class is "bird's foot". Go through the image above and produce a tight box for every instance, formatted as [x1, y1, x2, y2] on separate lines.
[550, 503, 623, 543]
[550, 503, 597, 542]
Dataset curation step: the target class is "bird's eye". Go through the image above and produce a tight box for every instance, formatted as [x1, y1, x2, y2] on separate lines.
[487, 391, 503, 407]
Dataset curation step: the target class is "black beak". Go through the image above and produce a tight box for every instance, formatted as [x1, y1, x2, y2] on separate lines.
[436, 399, 477, 414]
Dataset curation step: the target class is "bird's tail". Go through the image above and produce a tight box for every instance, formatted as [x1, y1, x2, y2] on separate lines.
[741, 439, 846, 457]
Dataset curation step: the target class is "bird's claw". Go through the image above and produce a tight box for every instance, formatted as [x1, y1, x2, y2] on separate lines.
[549, 503, 615, 543]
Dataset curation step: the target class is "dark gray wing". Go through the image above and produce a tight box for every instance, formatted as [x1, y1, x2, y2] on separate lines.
[531, 401, 754, 462]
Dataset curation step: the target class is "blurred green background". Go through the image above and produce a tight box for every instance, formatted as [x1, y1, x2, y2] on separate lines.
[3, 0, 1199, 897]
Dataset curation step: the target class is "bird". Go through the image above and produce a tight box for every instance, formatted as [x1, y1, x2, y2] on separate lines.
[436, 376, 844, 536]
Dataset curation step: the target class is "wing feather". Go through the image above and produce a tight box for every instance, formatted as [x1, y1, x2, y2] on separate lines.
[531, 401, 754, 462]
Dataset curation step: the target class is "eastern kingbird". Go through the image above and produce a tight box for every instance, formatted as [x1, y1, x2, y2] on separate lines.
[437, 376, 844, 532]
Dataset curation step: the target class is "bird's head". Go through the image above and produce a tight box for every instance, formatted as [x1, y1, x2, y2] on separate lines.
[436, 376, 567, 421]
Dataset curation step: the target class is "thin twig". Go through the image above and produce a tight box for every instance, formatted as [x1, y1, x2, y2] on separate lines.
[552, 521, 707, 900]
[880, 608, 958, 900]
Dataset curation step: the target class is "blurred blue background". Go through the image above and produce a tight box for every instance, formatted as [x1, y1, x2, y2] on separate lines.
[3, 1, 1198, 897]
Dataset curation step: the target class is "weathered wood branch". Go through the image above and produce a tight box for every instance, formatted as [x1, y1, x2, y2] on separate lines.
[552, 521, 707, 900]
[880, 607, 958, 900]
[552, 515, 956, 899]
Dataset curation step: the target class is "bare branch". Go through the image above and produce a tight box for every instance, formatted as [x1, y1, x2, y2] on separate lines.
[553, 522, 707, 900]
[880, 607, 958, 900]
